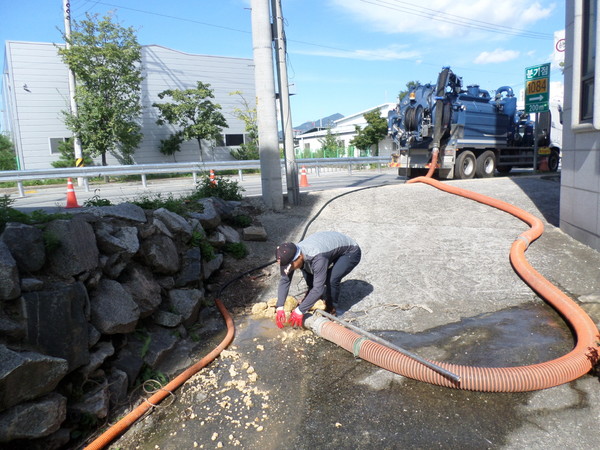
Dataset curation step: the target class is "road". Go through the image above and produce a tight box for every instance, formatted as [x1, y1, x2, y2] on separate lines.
[2, 167, 405, 212]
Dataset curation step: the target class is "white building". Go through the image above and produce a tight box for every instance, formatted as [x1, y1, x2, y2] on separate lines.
[294, 103, 396, 158]
[561, 0, 600, 252]
[1, 41, 255, 169]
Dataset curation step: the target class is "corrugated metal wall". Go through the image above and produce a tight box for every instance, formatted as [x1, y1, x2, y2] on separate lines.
[2, 41, 255, 169]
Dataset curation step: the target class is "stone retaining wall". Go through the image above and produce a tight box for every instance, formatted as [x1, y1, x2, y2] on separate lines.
[0, 197, 266, 448]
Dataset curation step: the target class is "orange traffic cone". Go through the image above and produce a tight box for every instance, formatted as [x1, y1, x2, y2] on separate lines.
[65, 177, 80, 208]
[209, 169, 217, 186]
[299, 166, 310, 187]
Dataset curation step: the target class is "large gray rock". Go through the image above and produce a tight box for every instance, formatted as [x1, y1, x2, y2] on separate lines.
[0, 241, 20, 301]
[89, 279, 140, 334]
[243, 225, 268, 241]
[175, 248, 202, 288]
[0, 222, 45, 273]
[45, 218, 99, 278]
[23, 282, 90, 372]
[84, 203, 147, 222]
[210, 197, 239, 220]
[112, 347, 143, 388]
[217, 224, 241, 243]
[189, 198, 221, 230]
[68, 378, 109, 419]
[120, 264, 162, 317]
[152, 310, 183, 328]
[0, 346, 68, 411]
[139, 235, 180, 274]
[78, 341, 114, 379]
[168, 288, 204, 327]
[94, 222, 139, 256]
[142, 327, 179, 367]
[154, 208, 193, 238]
[107, 369, 128, 408]
[203, 253, 223, 280]
[0, 393, 66, 442]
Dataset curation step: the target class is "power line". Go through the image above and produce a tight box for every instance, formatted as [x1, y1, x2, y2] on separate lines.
[359, 0, 553, 39]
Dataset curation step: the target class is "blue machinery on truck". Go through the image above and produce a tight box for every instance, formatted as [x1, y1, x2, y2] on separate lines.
[387, 67, 561, 179]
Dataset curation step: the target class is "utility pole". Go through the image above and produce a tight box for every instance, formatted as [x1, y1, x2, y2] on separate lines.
[271, 0, 299, 205]
[251, 0, 283, 210]
[63, 0, 86, 188]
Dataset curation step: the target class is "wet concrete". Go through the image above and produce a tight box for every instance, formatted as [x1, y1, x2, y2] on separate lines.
[111, 174, 600, 450]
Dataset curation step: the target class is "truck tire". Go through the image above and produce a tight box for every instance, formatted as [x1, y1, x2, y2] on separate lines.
[455, 151, 476, 179]
[548, 149, 560, 172]
[475, 151, 496, 178]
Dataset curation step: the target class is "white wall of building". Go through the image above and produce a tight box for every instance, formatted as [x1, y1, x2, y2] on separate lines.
[560, 1, 600, 252]
[295, 103, 396, 158]
[2, 41, 255, 169]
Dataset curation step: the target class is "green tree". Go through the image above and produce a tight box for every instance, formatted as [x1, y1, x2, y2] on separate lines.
[0, 134, 17, 170]
[350, 109, 388, 156]
[318, 127, 344, 158]
[398, 80, 420, 102]
[158, 132, 184, 161]
[51, 138, 94, 168]
[228, 91, 258, 160]
[57, 13, 143, 166]
[153, 81, 228, 162]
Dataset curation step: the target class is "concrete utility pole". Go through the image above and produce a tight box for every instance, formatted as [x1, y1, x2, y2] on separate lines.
[251, 0, 283, 210]
[271, 0, 299, 205]
[63, 0, 85, 187]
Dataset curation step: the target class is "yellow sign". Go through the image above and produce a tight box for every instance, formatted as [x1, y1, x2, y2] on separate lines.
[526, 78, 548, 95]
[538, 146, 551, 155]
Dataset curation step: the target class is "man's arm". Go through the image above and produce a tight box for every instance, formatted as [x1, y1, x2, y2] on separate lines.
[298, 256, 328, 313]
[277, 271, 293, 308]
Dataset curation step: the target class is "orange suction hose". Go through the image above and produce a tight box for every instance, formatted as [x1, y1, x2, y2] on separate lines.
[314, 173, 599, 392]
[84, 298, 235, 449]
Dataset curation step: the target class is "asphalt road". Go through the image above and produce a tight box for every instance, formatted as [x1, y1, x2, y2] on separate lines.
[108, 172, 600, 450]
[2, 167, 405, 212]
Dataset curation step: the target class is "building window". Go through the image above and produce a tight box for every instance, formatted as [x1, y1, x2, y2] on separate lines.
[49, 137, 70, 154]
[225, 134, 244, 146]
[581, 0, 597, 122]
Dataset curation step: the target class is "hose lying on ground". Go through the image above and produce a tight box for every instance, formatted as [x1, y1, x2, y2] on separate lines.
[84, 299, 235, 450]
[309, 171, 599, 392]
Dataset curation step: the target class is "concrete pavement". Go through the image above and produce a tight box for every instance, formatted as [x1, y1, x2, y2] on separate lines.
[113, 172, 600, 449]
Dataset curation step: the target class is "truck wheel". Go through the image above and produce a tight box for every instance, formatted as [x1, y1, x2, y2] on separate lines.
[497, 165, 512, 174]
[475, 151, 496, 178]
[455, 151, 476, 179]
[547, 149, 560, 172]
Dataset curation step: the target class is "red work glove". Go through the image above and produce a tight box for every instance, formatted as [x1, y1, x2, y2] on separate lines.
[288, 308, 304, 327]
[276, 308, 287, 329]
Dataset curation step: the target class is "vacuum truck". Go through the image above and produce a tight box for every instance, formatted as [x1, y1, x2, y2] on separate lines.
[387, 67, 560, 179]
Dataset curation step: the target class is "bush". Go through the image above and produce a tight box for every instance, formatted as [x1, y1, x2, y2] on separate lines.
[159, 132, 184, 157]
[223, 242, 248, 259]
[192, 174, 244, 201]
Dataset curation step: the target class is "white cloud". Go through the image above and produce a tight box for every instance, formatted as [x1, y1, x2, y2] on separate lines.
[330, 0, 555, 39]
[473, 48, 520, 64]
[293, 44, 421, 61]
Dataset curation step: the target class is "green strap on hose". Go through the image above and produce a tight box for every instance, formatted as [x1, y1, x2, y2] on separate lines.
[353, 336, 368, 358]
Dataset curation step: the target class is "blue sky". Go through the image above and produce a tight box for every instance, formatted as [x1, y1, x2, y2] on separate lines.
[1, 0, 565, 127]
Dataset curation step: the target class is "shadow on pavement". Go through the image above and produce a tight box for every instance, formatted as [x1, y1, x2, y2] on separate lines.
[507, 174, 561, 226]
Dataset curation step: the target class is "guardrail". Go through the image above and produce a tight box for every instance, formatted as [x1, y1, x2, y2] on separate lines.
[0, 156, 390, 197]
